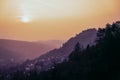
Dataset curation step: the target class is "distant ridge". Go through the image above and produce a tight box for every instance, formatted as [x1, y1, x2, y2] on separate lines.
[0, 39, 63, 68]
[22, 28, 97, 71]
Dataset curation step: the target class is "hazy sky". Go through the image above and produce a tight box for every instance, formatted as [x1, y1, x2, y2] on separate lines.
[0, 0, 120, 41]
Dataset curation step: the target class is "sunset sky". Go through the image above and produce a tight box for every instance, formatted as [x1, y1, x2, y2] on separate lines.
[0, 0, 120, 41]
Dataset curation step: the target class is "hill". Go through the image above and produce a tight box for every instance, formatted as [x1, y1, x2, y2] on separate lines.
[0, 39, 63, 68]
[21, 28, 97, 71]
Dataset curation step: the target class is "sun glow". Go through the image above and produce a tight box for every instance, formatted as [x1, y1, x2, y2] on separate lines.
[21, 16, 31, 23]
[1, 0, 117, 20]
[0, 0, 119, 41]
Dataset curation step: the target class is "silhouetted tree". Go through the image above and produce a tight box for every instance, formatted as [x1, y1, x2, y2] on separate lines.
[69, 42, 82, 62]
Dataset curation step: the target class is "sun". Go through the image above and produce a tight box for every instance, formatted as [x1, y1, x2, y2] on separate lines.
[21, 16, 30, 23]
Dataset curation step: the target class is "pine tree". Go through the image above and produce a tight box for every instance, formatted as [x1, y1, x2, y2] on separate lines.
[69, 42, 82, 62]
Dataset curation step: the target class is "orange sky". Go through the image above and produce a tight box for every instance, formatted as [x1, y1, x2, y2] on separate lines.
[0, 0, 120, 41]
